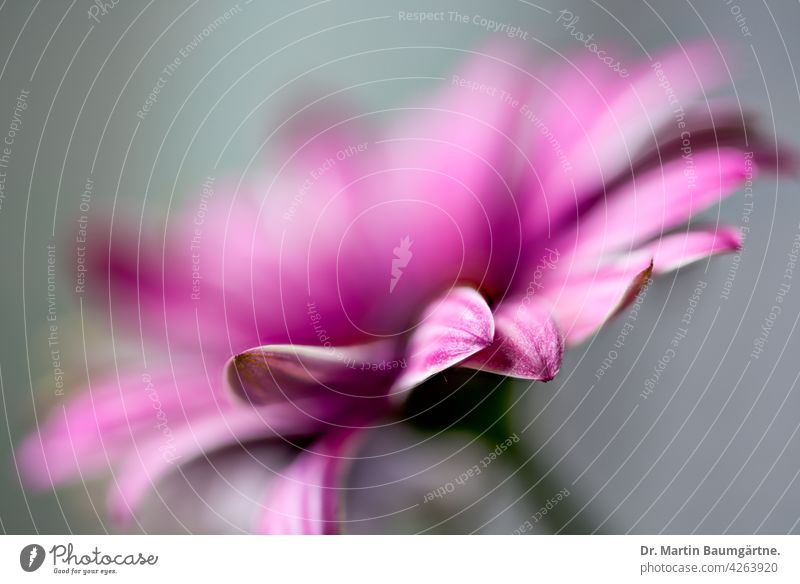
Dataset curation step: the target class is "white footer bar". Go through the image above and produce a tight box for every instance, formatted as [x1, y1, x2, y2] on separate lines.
[1, 535, 798, 583]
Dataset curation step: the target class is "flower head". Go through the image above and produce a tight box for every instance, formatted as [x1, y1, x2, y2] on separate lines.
[20, 43, 788, 533]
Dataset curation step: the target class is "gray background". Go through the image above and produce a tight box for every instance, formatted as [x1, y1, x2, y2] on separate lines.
[0, 0, 798, 533]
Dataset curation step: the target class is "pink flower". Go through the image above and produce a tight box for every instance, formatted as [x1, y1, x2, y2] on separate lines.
[19, 44, 787, 533]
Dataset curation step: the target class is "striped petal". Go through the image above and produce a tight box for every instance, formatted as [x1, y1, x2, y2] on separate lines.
[463, 298, 563, 380]
[225, 340, 397, 406]
[257, 427, 364, 534]
[567, 148, 751, 256]
[107, 401, 330, 523]
[18, 367, 220, 488]
[390, 287, 494, 398]
[544, 255, 654, 345]
[646, 225, 742, 274]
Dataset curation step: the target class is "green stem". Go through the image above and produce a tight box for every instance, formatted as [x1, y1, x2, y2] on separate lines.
[486, 395, 599, 535]
[405, 371, 600, 534]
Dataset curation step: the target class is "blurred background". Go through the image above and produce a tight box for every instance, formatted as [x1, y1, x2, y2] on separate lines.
[0, 0, 798, 534]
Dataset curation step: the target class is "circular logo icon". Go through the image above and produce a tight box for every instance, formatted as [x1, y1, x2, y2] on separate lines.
[20, 544, 46, 572]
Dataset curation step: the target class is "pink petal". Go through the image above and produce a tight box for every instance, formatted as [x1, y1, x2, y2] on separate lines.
[567, 148, 751, 256]
[88, 201, 258, 357]
[135, 442, 294, 534]
[564, 44, 724, 196]
[18, 367, 222, 488]
[390, 287, 494, 398]
[357, 44, 532, 301]
[389, 44, 529, 197]
[543, 226, 740, 345]
[462, 299, 563, 381]
[643, 225, 741, 274]
[107, 401, 328, 523]
[277, 99, 373, 196]
[525, 44, 725, 235]
[544, 255, 654, 345]
[225, 340, 397, 405]
[257, 427, 364, 534]
[89, 175, 376, 357]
